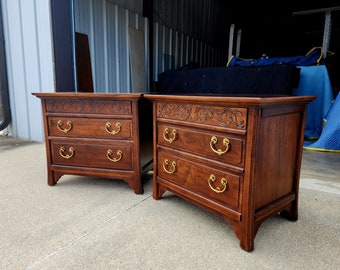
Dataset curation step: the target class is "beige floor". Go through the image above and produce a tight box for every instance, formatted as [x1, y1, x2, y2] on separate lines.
[300, 149, 340, 195]
[0, 135, 339, 270]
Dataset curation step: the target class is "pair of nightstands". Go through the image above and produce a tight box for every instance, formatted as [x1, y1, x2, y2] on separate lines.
[34, 92, 315, 251]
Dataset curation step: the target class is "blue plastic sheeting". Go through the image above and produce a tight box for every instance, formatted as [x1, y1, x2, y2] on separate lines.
[292, 65, 334, 139]
[227, 47, 322, 67]
[304, 92, 340, 152]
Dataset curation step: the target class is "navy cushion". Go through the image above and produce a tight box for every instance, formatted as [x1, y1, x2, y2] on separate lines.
[158, 64, 300, 96]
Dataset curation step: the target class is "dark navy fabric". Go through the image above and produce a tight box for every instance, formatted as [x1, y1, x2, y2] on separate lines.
[158, 64, 300, 96]
[228, 47, 322, 67]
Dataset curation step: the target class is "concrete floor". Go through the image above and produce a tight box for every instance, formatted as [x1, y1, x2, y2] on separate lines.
[0, 134, 339, 270]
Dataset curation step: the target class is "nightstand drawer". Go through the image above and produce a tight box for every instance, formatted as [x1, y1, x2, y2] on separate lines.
[45, 99, 132, 115]
[48, 117, 132, 139]
[157, 149, 242, 210]
[157, 123, 245, 166]
[156, 102, 247, 131]
[51, 140, 133, 170]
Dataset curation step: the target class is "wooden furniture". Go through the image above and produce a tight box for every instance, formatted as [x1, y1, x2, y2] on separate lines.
[75, 32, 94, 92]
[145, 94, 315, 251]
[33, 93, 153, 194]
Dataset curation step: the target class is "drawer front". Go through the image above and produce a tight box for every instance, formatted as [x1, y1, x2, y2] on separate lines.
[51, 140, 133, 170]
[156, 102, 247, 131]
[45, 99, 132, 115]
[157, 123, 245, 166]
[48, 117, 132, 139]
[157, 149, 242, 210]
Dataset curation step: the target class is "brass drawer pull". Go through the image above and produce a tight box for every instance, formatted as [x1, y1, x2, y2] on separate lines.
[163, 128, 177, 143]
[208, 174, 228, 193]
[57, 120, 73, 133]
[59, 146, 75, 159]
[210, 136, 230, 155]
[107, 149, 123, 162]
[105, 122, 121, 135]
[162, 159, 176, 174]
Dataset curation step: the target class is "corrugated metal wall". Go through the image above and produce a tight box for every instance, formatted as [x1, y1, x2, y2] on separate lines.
[0, 0, 230, 141]
[74, 0, 149, 93]
[1, 0, 54, 141]
[74, 0, 229, 93]
[153, 0, 230, 52]
[152, 0, 230, 80]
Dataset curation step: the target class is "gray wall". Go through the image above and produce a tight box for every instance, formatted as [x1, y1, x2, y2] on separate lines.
[1, 0, 54, 141]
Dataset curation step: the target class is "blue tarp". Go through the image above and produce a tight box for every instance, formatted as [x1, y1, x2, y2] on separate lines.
[292, 65, 334, 139]
[304, 92, 340, 152]
[228, 49, 334, 138]
[227, 47, 323, 67]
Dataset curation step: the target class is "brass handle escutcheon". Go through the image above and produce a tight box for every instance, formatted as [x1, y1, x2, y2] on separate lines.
[163, 128, 177, 143]
[57, 120, 72, 133]
[162, 159, 176, 174]
[105, 122, 121, 135]
[208, 174, 228, 193]
[107, 149, 122, 162]
[210, 136, 230, 156]
[59, 146, 75, 159]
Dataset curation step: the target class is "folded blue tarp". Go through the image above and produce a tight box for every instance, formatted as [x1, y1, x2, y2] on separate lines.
[304, 92, 340, 152]
[227, 47, 323, 67]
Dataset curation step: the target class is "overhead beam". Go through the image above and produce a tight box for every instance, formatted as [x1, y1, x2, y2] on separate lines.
[292, 6, 340, 16]
[293, 6, 340, 59]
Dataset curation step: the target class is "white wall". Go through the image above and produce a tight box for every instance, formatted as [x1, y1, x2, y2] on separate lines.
[1, 0, 55, 141]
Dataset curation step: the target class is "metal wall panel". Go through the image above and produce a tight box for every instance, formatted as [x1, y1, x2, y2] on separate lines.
[1, 0, 54, 141]
[74, 0, 149, 93]
[108, 0, 142, 14]
[152, 0, 230, 79]
[153, 0, 230, 52]
[0, 0, 229, 141]
[74, 0, 228, 92]
[152, 22, 228, 81]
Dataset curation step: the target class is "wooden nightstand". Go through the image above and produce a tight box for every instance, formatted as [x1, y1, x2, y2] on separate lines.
[145, 94, 315, 251]
[33, 92, 153, 194]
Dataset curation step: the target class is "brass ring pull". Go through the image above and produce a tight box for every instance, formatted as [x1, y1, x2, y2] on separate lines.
[162, 159, 176, 174]
[163, 128, 177, 143]
[210, 136, 230, 156]
[208, 174, 228, 193]
[105, 122, 121, 135]
[107, 149, 123, 162]
[57, 120, 72, 133]
[59, 146, 75, 159]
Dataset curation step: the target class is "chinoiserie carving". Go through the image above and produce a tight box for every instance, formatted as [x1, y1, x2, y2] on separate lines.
[46, 100, 132, 114]
[157, 103, 246, 129]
